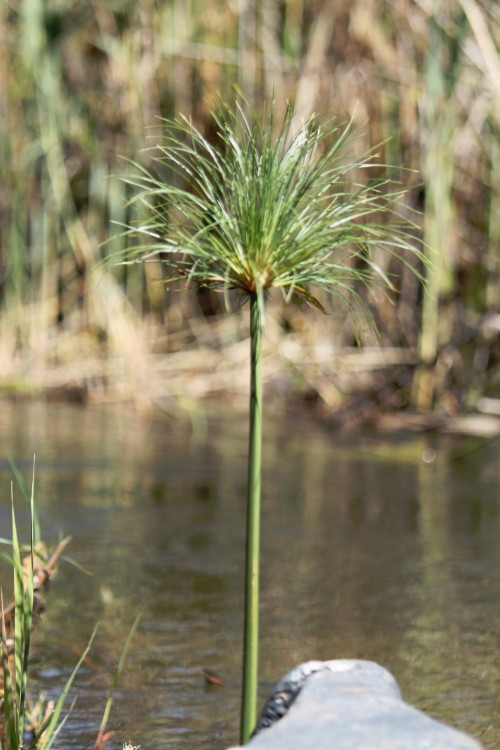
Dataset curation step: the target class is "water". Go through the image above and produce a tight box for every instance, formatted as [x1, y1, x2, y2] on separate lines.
[0, 400, 499, 749]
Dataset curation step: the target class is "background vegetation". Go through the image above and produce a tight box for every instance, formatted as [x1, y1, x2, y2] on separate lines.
[1, 0, 499, 421]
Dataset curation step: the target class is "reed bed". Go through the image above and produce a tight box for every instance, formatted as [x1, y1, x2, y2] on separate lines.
[0, 0, 498, 418]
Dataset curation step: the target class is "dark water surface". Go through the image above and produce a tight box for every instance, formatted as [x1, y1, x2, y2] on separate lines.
[0, 400, 499, 749]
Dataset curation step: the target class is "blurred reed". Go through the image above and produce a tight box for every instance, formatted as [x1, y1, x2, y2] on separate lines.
[0, 0, 498, 415]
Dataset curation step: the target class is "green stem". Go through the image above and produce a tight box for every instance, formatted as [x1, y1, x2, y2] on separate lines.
[241, 291, 263, 744]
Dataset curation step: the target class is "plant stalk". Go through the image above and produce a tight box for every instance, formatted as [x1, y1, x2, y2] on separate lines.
[241, 291, 263, 744]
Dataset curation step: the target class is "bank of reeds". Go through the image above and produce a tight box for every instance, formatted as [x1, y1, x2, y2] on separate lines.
[0, 0, 498, 420]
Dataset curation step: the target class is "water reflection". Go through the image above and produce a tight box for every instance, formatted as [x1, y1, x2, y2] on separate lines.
[0, 400, 498, 749]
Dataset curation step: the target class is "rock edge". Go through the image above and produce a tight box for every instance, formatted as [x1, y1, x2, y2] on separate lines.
[226, 659, 484, 750]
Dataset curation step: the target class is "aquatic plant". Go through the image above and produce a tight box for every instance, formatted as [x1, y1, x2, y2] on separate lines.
[0, 474, 140, 750]
[115, 97, 423, 742]
[1, 488, 34, 750]
[0, 475, 95, 750]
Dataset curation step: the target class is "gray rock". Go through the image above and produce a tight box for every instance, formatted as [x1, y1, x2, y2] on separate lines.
[227, 660, 484, 750]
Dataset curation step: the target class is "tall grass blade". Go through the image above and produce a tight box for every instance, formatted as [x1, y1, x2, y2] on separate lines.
[26, 697, 78, 750]
[31, 626, 99, 750]
[95, 613, 142, 748]
[7, 457, 41, 547]
[11, 483, 34, 743]
[1, 590, 20, 750]
[22, 470, 36, 738]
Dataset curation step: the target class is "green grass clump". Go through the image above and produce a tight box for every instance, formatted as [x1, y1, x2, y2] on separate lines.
[1, 489, 34, 750]
[0, 473, 140, 750]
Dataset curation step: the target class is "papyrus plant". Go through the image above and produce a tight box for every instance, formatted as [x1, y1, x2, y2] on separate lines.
[116, 100, 422, 743]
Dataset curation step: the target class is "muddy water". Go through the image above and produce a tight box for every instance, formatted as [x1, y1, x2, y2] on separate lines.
[0, 400, 498, 749]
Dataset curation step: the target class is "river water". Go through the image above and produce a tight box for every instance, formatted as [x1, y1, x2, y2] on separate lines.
[0, 400, 498, 749]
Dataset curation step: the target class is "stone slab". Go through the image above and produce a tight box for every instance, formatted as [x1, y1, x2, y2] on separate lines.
[227, 660, 484, 750]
